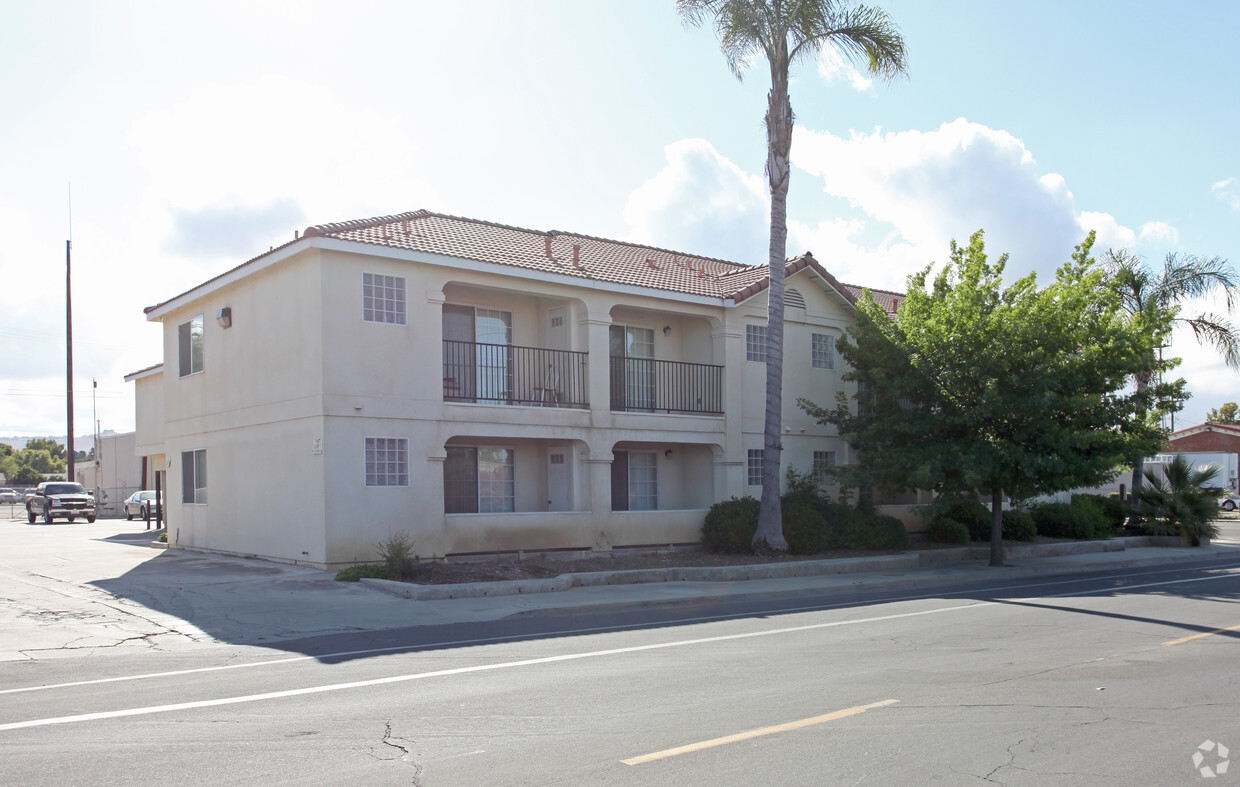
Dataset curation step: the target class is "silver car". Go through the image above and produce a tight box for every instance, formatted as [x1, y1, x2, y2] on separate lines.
[0, 488, 19, 504]
[123, 490, 161, 520]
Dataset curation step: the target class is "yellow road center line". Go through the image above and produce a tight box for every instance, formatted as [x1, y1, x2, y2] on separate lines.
[1163, 624, 1240, 646]
[622, 699, 899, 766]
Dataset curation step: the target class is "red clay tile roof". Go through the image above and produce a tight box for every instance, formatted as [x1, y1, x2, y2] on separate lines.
[148, 209, 900, 316]
[306, 210, 778, 300]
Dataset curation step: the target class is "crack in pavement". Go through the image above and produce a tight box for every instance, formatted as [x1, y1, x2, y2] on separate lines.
[374, 721, 425, 785]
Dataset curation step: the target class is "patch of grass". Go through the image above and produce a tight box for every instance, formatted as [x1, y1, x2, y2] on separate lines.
[334, 564, 392, 582]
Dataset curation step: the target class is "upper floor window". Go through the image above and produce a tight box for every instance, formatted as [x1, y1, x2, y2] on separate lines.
[363, 273, 406, 324]
[365, 437, 409, 486]
[746, 324, 767, 362]
[178, 315, 204, 377]
[812, 333, 835, 370]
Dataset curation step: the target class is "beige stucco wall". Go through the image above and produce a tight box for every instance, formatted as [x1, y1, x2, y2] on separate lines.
[132, 372, 165, 459]
[149, 240, 869, 567]
[157, 249, 328, 562]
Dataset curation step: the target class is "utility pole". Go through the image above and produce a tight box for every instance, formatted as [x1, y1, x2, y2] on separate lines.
[93, 378, 99, 503]
[66, 238, 75, 483]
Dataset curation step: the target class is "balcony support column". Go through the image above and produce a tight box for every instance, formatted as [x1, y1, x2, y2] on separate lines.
[582, 312, 613, 426]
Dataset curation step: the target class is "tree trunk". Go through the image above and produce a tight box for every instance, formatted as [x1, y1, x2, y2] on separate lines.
[752, 71, 793, 554]
[1129, 371, 1151, 506]
[989, 488, 1004, 567]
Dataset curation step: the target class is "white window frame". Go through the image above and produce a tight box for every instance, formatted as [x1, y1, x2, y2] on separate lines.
[747, 449, 763, 486]
[811, 333, 835, 370]
[746, 324, 767, 363]
[363, 272, 407, 325]
[627, 451, 658, 511]
[813, 450, 837, 485]
[365, 437, 409, 487]
[178, 315, 204, 377]
[477, 447, 515, 513]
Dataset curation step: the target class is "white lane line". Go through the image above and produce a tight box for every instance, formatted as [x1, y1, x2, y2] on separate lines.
[0, 604, 991, 732]
[6, 562, 1240, 697]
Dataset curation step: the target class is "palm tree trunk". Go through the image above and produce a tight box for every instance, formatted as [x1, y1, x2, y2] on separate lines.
[752, 74, 793, 554]
[1129, 371, 1150, 506]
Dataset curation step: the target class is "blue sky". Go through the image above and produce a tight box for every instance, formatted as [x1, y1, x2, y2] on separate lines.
[2, 0, 1237, 436]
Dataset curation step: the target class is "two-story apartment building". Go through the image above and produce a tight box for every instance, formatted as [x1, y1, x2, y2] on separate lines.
[131, 210, 900, 569]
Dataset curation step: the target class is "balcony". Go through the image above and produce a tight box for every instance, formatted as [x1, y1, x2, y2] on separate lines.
[610, 357, 723, 415]
[443, 341, 588, 408]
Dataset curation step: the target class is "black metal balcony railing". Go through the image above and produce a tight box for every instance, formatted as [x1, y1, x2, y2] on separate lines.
[610, 356, 723, 415]
[443, 341, 588, 408]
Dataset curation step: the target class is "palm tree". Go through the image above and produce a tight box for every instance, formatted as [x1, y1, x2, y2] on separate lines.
[1105, 248, 1240, 498]
[678, 0, 907, 552]
[1137, 454, 1221, 545]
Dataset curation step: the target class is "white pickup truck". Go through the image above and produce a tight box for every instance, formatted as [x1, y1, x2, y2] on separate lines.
[1221, 495, 1239, 512]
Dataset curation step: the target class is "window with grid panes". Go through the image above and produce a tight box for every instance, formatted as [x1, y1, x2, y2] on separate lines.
[811, 333, 835, 370]
[746, 324, 767, 362]
[362, 273, 406, 324]
[365, 437, 409, 486]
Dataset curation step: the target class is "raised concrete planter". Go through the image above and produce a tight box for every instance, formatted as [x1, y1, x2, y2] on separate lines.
[358, 536, 1222, 601]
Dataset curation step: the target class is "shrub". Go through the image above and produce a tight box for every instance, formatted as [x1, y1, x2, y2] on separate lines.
[781, 494, 830, 554]
[1031, 500, 1105, 540]
[845, 508, 910, 550]
[931, 496, 991, 542]
[1001, 509, 1036, 542]
[703, 496, 760, 553]
[376, 531, 419, 579]
[927, 517, 970, 544]
[1073, 493, 1125, 535]
[335, 564, 391, 582]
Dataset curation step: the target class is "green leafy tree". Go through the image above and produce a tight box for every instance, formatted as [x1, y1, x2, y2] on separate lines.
[1206, 402, 1239, 424]
[26, 438, 67, 462]
[1104, 249, 1239, 497]
[678, 0, 907, 552]
[1137, 455, 1221, 544]
[801, 231, 1179, 566]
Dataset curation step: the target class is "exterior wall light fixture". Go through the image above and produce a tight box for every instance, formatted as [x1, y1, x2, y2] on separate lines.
[216, 307, 232, 328]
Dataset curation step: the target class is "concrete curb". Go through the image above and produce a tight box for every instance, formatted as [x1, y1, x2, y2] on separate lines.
[358, 538, 1221, 601]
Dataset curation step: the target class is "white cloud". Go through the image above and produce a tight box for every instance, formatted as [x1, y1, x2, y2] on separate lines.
[1079, 211, 1136, 252]
[128, 75, 442, 258]
[791, 118, 1098, 282]
[815, 45, 874, 91]
[624, 139, 768, 263]
[1211, 177, 1240, 211]
[1138, 221, 1180, 244]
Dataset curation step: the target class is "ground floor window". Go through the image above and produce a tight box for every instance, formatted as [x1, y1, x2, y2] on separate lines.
[181, 449, 207, 504]
[611, 450, 657, 511]
[365, 437, 409, 486]
[813, 450, 836, 485]
[445, 446, 515, 513]
[747, 449, 763, 486]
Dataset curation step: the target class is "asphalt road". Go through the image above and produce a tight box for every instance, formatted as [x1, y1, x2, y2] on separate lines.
[3, 558, 1240, 785]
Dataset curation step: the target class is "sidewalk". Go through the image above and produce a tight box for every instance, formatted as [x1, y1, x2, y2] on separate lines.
[2, 515, 1238, 661]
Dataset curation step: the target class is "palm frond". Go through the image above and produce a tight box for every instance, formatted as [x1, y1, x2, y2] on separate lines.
[1158, 253, 1239, 310]
[1182, 313, 1240, 370]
